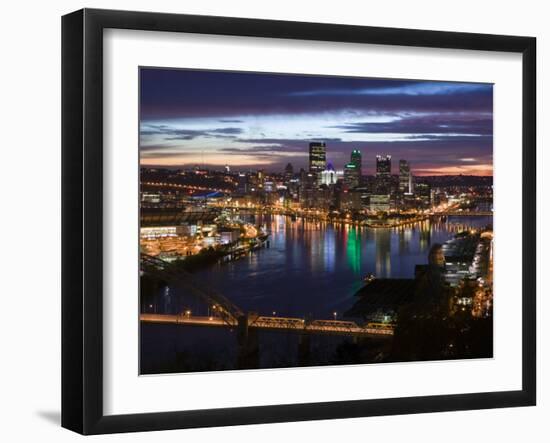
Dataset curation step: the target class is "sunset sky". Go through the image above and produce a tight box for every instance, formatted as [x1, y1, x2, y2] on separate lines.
[139, 68, 493, 176]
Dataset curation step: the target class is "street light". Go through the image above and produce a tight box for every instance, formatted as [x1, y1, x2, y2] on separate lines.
[333, 311, 337, 320]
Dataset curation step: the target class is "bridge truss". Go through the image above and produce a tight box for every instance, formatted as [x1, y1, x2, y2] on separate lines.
[140, 253, 244, 326]
[140, 254, 394, 337]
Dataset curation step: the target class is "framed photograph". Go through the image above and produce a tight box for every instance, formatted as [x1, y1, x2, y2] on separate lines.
[62, 8, 536, 434]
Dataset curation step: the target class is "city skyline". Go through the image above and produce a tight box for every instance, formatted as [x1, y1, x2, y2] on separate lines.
[140, 68, 493, 176]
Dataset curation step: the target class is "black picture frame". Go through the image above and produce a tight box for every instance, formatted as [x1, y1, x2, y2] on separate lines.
[62, 8, 536, 435]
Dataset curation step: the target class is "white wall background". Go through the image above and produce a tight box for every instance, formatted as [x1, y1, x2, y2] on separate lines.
[0, 0, 546, 440]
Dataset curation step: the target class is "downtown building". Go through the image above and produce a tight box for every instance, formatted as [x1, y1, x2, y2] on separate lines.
[376, 154, 391, 177]
[351, 149, 362, 178]
[415, 182, 432, 207]
[343, 149, 362, 189]
[344, 163, 360, 189]
[320, 163, 338, 186]
[309, 142, 327, 174]
[399, 159, 413, 194]
[370, 155, 392, 212]
[283, 162, 294, 183]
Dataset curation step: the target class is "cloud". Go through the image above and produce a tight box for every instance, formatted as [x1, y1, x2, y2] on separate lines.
[288, 82, 491, 97]
[208, 127, 243, 134]
[139, 69, 493, 175]
[140, 125, 243, 141]
[330, 113, 493, 137]
[220, 145, 309, 158]
[140, 69, 493, 119]
[140, 136, 493, 175]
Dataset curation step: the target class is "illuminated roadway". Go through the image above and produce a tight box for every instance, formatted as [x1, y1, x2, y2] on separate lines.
[142, 181, 232, 193]
[140, 254, 394, 340]
[432, 210, 493, 216]
[140, 313, 394, 338]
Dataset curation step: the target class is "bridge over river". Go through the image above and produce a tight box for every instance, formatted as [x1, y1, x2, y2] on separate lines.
[140, 254, 393, 339]
[141, 313, 393, 338]
[432, 210, 493, 217]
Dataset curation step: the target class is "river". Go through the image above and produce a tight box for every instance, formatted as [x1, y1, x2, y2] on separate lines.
[140, 214, 492, 373]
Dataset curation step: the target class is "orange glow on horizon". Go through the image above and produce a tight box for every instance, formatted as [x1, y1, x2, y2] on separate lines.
[413, 164, 493, 176]
[140, 156, 275, 167]
[140, 156, 492, 176]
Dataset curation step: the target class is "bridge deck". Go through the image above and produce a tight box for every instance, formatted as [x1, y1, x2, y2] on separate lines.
[140, 313, 393, 338]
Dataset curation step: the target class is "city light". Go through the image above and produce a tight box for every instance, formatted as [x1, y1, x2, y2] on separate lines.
[140, 144, 493, 368]
[139, 69, 494, 374]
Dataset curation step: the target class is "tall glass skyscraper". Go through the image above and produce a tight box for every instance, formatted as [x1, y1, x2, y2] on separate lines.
[344, 163, 359, 188]
[344, 150, 362, 189]
[376, 155, 391, 177]
[375, 155, 392, 194]
[350, 149, 362, 178]
[399, 159, 411, 193]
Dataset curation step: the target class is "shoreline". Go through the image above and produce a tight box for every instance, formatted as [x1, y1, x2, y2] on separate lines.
[223, 207, 490, 230]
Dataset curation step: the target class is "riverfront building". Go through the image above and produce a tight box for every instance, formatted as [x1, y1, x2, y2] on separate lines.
[370, 194, 391, 212]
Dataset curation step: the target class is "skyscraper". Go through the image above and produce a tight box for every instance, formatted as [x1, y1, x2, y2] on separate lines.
[415, 182, 432, 207]
[237, 172, 248, 193]
[309, 142, 327, 174]
[344, 163, 360, 189]
[320, 163, 337, 186]
[351, 149, 362, 178]
[284, 162, 294, 183]
[376, 155, 391, 177]
[375, 155, 392, 194]
[257, 169, 265, 190]
[399, 159, 411, 193]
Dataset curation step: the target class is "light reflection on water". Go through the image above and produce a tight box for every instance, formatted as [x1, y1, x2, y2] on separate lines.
[141, 214, 492, 373]
[176, 214, 493, 320]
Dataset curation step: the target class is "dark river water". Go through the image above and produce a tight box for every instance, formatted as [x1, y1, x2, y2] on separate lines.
[140, 214, 492, 373]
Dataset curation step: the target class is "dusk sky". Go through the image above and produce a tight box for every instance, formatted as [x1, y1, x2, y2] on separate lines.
[139, 68, 493, 176]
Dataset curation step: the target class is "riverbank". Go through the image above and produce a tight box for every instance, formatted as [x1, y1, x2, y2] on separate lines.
[165, 234, 269, 272]
[218, 206, 435, 229]
[141, 214, 494, 374]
